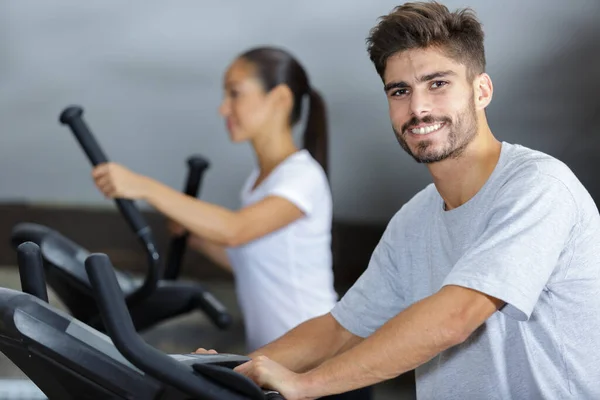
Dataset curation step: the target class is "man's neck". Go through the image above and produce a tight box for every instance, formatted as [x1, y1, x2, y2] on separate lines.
[428, 132, 502, 211]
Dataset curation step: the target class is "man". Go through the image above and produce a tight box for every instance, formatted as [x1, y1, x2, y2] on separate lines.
[198, 2, 600, 399]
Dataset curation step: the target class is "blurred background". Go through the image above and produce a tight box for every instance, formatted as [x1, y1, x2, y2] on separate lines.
[2, 0, 599, 219]
[0, 0, 598, 398]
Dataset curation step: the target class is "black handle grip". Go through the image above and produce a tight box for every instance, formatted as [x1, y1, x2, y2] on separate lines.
[59, 106, 108, 165]
[17, 242, 49, 303]
[85, 253, 249, 400]
[163, 155, 210, 280]
[185, 155, 210, 196]
[194, 287, 233, 329]
[113, 201, 152, 239]
[264, 392, 285, 400]
[163, 238, 186, 280]
[59, 106, 149, 238]
[59, 105, 160, 306]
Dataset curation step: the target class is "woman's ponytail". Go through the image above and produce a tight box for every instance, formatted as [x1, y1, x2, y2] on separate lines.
[303, 88, 329, 177]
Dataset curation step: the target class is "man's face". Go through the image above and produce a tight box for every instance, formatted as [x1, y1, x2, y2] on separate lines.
[383, 47, 479, 163]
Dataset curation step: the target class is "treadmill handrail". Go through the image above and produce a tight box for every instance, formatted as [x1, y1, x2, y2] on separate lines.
[85, 253, 253, 400]
[59, 105, 161, 307]
[17, 242, 49, 303]
[164, 154, 210, 280]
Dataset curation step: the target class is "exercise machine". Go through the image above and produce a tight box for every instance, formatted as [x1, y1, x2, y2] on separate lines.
[164, 155, 210, 281]
[10, 105, 231, 333]
[1, 241, 283, 399]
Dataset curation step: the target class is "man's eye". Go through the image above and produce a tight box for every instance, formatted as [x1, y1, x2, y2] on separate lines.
[431, 81, 448, 89]
[391, 88, 409, 97]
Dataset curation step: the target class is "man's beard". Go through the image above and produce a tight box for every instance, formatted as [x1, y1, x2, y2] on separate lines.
[393, 100, 478, 164]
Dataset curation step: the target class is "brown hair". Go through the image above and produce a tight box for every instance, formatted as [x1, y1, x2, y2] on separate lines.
[240, 47, 329, 176]
[366, 1, 486, 81]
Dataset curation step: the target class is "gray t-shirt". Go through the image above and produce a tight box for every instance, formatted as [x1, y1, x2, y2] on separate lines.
[331, 142, 600, 399]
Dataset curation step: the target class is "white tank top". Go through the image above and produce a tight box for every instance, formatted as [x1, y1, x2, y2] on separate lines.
[226, 150, 338, 352]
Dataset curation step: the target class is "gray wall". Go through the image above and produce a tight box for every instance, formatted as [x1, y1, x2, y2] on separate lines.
[1, 1, 598, 224]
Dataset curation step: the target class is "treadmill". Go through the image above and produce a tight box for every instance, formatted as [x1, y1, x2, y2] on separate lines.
[0, 242, 283, 400]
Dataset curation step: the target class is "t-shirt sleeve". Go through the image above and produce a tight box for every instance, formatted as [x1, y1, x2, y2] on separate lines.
[330, 212, 408, 338]
[265, 159, 328, 216]
[442, 171, 578, 321]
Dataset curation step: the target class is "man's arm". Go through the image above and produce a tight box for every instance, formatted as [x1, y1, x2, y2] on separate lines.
[245, 313, 364, 373]
[243, 285, 504, 399]
[301, 285, 504, 396]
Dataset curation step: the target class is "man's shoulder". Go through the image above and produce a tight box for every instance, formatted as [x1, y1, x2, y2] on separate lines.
[492, 142, 596, 219]
[497, 142, 579, 189]
[387, 183, 438, 227]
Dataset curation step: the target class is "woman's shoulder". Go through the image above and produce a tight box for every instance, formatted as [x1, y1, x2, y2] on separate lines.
[265, 150, 331, 213]
[274, 149, 328, 184]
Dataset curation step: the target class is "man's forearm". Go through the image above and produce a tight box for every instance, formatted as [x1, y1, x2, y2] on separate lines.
[298, 286, 502, 398]
[249, 313, 362, 373]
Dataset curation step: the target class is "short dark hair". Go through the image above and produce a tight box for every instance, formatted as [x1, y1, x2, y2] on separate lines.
[366, 1, 486, 81]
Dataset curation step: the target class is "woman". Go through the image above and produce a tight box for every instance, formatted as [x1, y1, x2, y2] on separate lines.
[91, 46, 337, 353]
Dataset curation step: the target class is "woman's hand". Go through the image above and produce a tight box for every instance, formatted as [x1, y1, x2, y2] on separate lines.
[92, 162, 150, 200]
[166, 219, 187, 237]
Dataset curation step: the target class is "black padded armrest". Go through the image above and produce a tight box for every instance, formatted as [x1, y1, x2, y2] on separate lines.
[192, 363, 266, 400]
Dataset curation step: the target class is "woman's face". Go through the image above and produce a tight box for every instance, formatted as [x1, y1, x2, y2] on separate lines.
[219, 58, 274, 143]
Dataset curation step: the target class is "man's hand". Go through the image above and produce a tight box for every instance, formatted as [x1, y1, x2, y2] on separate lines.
[193, 348, 218, 355]
[92, 162, 149, 200]
[234, 356, 311, 400]
[194, 349, 309, 398]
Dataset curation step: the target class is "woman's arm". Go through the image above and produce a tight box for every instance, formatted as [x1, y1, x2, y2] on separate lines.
[167, 220, 232, 272]
[93, 162, 305, 247]
[144, 180, 303, 246]
[187, 235, 233, 273]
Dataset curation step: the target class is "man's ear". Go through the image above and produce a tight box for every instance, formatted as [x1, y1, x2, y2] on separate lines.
[474, 73, 493, 110]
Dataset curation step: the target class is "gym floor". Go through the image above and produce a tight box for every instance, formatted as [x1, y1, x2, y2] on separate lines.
[0, 266, 416, 400]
